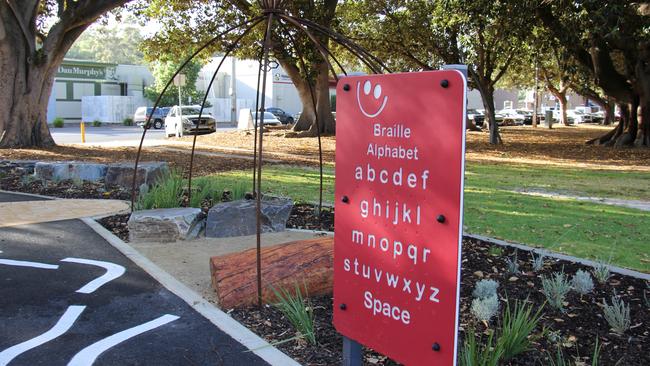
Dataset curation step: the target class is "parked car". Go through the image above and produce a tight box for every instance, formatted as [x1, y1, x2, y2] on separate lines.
[497, 108, 525, 126]
[467, 109, 485, 127]
[134, 107, 170, 129]
[552, 109, 575, 124]
[567, 109, 594, 124]
[475, 109, 505, 126]
[164, 105, 216, 137]
[266, 107, 294, 124]
[253, 112, 282, 126]
[517, 109, 534, 125]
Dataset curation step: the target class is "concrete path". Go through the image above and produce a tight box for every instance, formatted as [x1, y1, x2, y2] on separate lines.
[515, 189, 650, 212]
[0, 192, 274, 366]
[0, 197, 129, 228]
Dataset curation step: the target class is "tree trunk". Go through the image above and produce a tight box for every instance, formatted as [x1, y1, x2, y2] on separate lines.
[278, 58, 334, 136]
[614, 98, 639, 147]
[603, 97, 615, 125]
[209, 237, 333, 308]
[470, 71, 502, 144]
[637, 97, 650, 146]
[558, 93, 569, 126]
[481, 85, 501, 145]
[0, 6, 55, 148]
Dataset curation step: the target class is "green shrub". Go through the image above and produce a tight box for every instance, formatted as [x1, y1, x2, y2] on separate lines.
[571, 270, 594, 295]
[471, 296, 499, 323]
[270, 283, 316, 345]
[542, 272, 571, 311]
[497, 300, 543, 361]
[602, 296, 631, 334]
[460, 329, 502, 366]
[92, 119, 102, 127]
[472, 279, 499, 300]
[506, 255, 520, 274]
[592, 260, 611, 284]
[122, 117, 134, 126]
[531, 251, 546, 271]
[188, 177, 249, 208]
[52, 117, 64, 128]
[135, 170, 183, 210]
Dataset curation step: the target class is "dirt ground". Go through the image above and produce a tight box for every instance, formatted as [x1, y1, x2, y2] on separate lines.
[1, 125, 648, 174]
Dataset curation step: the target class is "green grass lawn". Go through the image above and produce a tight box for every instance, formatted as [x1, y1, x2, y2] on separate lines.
[204, 163, 650, 272]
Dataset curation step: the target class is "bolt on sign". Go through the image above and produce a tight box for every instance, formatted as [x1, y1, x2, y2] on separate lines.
[333, 70, 467, 365]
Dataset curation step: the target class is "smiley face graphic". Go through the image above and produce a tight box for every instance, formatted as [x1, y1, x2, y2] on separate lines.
[356, 80, 388, 118]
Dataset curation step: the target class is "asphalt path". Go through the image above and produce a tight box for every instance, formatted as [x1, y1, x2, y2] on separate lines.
[50, 126, 166, 145]
[0, 192, 268, 366]
[51, 125, 236, 145]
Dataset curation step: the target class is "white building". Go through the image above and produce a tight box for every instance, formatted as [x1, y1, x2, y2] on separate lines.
[47, 59, 153, 124]
[197, 56, 304, 124]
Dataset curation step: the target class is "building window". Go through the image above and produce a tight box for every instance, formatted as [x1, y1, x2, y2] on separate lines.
[73, 83, 95, 100]
[101, 83, 120, 96]
[55, 81, 67, 100]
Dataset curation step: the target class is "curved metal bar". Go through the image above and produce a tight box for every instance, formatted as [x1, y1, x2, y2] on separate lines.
[276, 14, 340, 82]
[277, 19, 327, 216]
[289, 17, 380, 74]
[277, 14, 348, 78]
[255, 13, 275, 307]
[130, 16, 265, 210]
[187, 18, 265, 205]
[290, 15, 392, 73]
[298, 16, 392, 73]
[251, 45, 265, 194]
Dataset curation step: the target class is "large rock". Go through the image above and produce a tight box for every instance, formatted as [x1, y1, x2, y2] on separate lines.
[105, 162, 169, 189]
[0, 160, 37, 175]
[206, 197, 293, 238]
[34, 161, 107, 182]
[128, 208, 204, 243]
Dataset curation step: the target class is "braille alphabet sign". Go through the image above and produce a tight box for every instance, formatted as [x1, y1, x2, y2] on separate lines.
[333, 70, 467, 365]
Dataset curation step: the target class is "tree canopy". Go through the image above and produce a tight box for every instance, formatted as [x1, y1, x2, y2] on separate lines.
[65, 16, 145, 64]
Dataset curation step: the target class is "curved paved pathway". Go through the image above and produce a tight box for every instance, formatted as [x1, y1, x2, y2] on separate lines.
[0, 192, 271, 366]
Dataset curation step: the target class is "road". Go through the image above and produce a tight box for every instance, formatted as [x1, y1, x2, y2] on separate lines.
[51, 125, 166, 145]
[51, 125, 236, 146]
[0, 192, 269, 366]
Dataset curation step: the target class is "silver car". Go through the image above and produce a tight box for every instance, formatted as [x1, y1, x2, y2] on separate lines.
[165, 105, 216, 137]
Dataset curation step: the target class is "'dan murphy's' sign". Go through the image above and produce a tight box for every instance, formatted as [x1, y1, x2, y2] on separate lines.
[333, 70, 467, 365]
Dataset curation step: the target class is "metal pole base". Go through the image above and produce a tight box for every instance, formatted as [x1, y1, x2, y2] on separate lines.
[342, 336, 362, 366]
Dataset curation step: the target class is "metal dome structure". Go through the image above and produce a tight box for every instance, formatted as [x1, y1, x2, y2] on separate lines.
[131, 0, 390, 306]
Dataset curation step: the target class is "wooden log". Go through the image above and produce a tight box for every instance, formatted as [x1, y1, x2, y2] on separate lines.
[210, 236, 334, 309]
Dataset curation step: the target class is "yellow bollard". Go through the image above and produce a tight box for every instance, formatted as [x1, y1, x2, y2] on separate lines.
[80, 121, 86, 143]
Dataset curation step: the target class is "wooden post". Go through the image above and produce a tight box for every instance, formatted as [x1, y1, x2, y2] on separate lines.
[342, 337, 362, 366]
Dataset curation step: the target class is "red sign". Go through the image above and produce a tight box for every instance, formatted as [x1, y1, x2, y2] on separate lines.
[333, 70, 467, 365]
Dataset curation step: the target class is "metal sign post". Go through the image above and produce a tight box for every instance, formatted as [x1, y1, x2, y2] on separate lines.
[173, 74, 187, 107]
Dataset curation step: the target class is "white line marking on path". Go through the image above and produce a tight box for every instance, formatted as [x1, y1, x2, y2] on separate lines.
[0, 259, 59, 270]
[0, 305, 85, 366]
[60, 258, 125, 294]
[67, 314, 179, 366]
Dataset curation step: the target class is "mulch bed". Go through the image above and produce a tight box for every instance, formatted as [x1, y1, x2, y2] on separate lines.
[229, 238, 650, 366]
[0, 165, 130, 200]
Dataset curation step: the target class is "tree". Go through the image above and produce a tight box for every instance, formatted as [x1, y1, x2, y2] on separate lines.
[536, 1, 650, 147]
[144, 59, 205, 106]
[141, 0, 339, 136]
[538, 46, 573, 127]
[66, 16, 144, 64]
[0, 0, 132, 148]
[341, 0, 534, 144]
